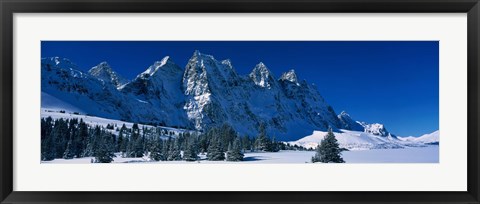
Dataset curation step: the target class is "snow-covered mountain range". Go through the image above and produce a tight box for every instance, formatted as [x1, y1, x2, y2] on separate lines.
[41, 51, 437, 142]
[289, 129, 439, 150]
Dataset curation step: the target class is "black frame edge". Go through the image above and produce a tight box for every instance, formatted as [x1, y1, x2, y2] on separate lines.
[468, 2, 480, 203]
[1, 0, 479, 204]
[1, 0, 13, 203]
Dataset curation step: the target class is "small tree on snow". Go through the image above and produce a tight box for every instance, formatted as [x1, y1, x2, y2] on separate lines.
[254, 123, 269, 151]
[94, 130, 115, 163]
[63, 140, 74, 159]
[226, 138, 244, 161]
[207, 136, 225, 161]
[311, 128, 345, 163]
[167, 139, 182, 161]
[150, 137, 165, 161]
[183, 137, 199, 162]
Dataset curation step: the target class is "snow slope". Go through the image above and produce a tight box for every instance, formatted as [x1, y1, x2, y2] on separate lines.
[398, 130, 439, 144]
[289, 129, 435, 150]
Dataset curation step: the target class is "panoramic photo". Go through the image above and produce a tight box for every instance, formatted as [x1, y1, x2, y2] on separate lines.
[40, 41, 439, 164]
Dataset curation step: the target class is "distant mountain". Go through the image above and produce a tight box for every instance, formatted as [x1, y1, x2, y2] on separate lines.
[88, 61, 128, 88]
[41, 51, 407, 141]
[289, 129, 438, 150]
[398, 130, 439, 144]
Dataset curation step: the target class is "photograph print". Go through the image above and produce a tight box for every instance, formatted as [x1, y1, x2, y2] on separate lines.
[40, 41, 439, 164]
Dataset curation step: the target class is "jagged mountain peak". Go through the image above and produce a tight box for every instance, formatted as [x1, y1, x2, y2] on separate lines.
[280, 69, 299, 85]
[141, 56, 178, 77]
[249, 62, 276, 89]
[360, 122, 394, 137]
[221, 59, 233, 67]
[88, 61, 127, 87]
[42, 56, 77, 68]
[190, 50, 216, 62]
[339, 110, 350, 117]
[89, 61, 112, 73]
[337, 111, 364, 131]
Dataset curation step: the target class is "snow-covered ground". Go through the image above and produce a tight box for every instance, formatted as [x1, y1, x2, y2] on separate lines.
[42, 145, 438, 164]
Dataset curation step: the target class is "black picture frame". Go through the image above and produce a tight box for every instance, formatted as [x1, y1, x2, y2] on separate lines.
[1, 0, 479, 203]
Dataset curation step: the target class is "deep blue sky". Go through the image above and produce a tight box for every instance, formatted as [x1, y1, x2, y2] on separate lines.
[41, 41, 439, 136]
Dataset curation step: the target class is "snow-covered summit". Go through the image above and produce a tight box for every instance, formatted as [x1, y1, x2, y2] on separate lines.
[249, 62, 276, 89]
[337, 111, 364, 131]
[398, 130, 439, 144]
[140, 56, 174, 76]
[88, 61, 128, 87]
[279, 69, 299, 86]
[43, 57, 78, 69]
[360, 122, 393, 137]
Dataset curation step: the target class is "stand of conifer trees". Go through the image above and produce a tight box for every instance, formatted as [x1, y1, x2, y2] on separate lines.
[41, 117, 310, 163]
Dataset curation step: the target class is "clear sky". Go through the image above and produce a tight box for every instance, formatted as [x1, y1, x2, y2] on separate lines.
[41, 41, 439, 136]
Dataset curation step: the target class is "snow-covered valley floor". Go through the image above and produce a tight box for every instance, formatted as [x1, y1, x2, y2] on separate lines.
[42, 145, 438, 164]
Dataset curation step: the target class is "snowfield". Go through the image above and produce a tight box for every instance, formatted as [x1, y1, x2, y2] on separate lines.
[42, 146, 438, 164]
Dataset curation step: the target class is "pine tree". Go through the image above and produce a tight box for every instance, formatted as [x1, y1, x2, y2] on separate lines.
[219, 123, 237, 150]
[311, 128, 345, 163]
[267, 135, 280, 152]
[117, 133, 124, 153]
[254, 123, 269, 151]
[150, 136, 165, 161]
[94, 130, 115, 163]
[226, 137, 244, 161]
[241, 135, 252, 152]
[129, 123, 143, 157]
[63, 140, 74, 159]
[52, 118, 69, 158]
[207, 136, 225, 161]
[162, 137, 171, 160]
[167, 139, 182, 161]
[77, 119, 89, 157]
[62, 118, 79, 159]
[183, 135, 199, 161]
[41, 117, 55, 161]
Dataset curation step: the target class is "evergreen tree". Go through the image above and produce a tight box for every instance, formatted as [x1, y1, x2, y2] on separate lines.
[129, 123, 144, 157]
[226, 137, 244, 161]
[311, 128, 345, 163]
[167, 139, 182, 161]
[53, 118, 69, 158]
[198, 133, 209, 153]
[150, 137, 165, 161]
[94, 130, 115, 163]
[63, 140, 75, 159]
[162, 137, 171, 160]
[267, 135, 280, 152]
[219, 123, 237, 150]
[77, 119, 89, 157]
[254, 123, 269, 151]
[117, 133, 124, 153]
[241, 135, 252, 152]
[183, 135, 199, 161]
[41, 117, 55, 161]
[207, 135, 225, 161]
[64, 118, 80, 158]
